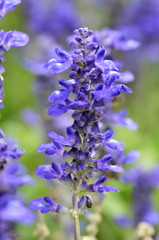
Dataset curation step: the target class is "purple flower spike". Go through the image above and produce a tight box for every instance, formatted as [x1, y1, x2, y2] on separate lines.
[48, 89, 69, 103]
[33, 27, 137, 219]
[47, 104, 68, 117]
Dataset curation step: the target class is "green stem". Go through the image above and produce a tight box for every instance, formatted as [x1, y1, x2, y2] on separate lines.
[72, 193, 81, 240]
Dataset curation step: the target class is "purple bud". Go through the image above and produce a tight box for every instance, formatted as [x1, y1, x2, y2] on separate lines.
[78, 195, 86, 209]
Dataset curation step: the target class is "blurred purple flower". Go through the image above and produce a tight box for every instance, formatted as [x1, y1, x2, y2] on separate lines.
[115, 166, 159, 227]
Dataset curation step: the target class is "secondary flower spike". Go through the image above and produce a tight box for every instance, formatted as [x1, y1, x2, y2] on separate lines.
[31, 27, 135, 239]
[0, 30, 29, 108]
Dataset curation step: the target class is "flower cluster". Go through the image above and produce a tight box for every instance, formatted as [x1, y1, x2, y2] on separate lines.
[30, 27, 136, 224]
[115, 166, 159, 228]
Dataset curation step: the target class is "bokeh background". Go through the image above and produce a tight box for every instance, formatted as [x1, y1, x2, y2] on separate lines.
[1, 0, 159, 239]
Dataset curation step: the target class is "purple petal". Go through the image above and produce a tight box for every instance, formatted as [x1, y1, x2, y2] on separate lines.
[95, 176, 107, 185]
[35, 165, 56, 179]
[78, 195, 86, 209]
[122, 150, 140, 164]
[55, 48, 70, 61]
[106, 139, 122, 150]
[102, 164, 124, 173]
[96, 60, 118, 72]
[98, 186, 119, 193]
[29, 198, 45, 210]
[45, 58, 71, 74]
[48, 131, 71, 146]
[105, 129, 114, 141]
[118, 71, 134, 83]
[37, 143, 57, 155]
[51, 162, 63, 177]
[0, 0, 21, 20]
[7, 30, 29, 48]
[120, 40, 140, 51]
[44, 196, 56, 207]
[118, 84, 133, 94]
[96, 48, 106, 61]
[47, 104, 68, 117]
[48, 89, 69, 103]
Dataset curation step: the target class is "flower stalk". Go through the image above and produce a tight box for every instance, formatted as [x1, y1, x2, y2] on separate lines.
[72, 192, 81, 240]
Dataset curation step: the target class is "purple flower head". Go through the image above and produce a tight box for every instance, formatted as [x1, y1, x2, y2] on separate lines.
[0, 0, 21, 20]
